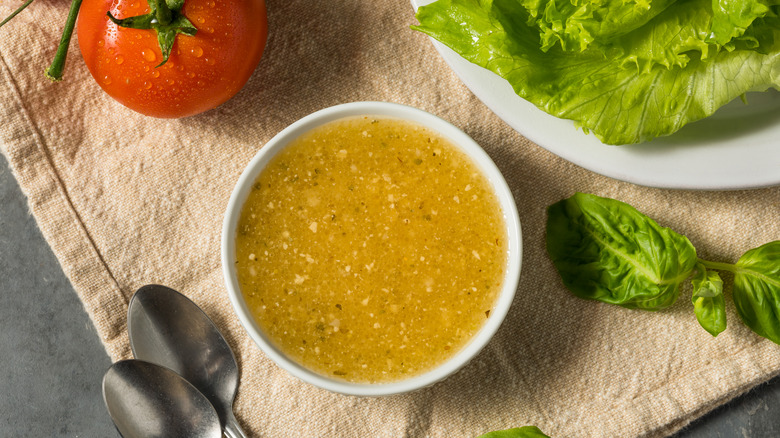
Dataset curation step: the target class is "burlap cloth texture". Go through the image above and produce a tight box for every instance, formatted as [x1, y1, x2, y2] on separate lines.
[2, 0, 779, 437]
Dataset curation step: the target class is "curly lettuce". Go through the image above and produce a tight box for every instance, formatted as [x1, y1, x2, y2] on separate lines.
[413, 0, 780, 144]
[710, 0, 780, 47]
[522, 0, 678, 52]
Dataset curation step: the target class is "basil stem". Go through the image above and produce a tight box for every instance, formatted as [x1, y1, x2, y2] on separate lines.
[547, 193, 780, 344]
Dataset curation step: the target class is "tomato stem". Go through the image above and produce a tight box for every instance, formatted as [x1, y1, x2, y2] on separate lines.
[0, 0, 35, 29]
[109, 0, 196, 68]
[45, 0, 83, 81]
[153, 0, 172, 26]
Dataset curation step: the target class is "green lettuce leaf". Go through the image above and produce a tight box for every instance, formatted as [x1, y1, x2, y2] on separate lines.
[737, 14, 780, 52]
[521, 0, 678, 52]
[413, 0, 780, 144]
[609, 0, 717, 71]
[546, 193, 698, 310]
[710, 0, 780, 47]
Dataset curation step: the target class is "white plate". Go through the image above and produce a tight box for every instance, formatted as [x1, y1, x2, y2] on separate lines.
[412, 0, 780, 190]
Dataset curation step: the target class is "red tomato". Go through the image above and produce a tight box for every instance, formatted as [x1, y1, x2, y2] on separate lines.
[77, 0, 267, 118]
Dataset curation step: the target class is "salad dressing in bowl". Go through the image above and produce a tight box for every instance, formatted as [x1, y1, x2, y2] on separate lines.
[222, 101, 521, 395]
[235, 116, 507, 383]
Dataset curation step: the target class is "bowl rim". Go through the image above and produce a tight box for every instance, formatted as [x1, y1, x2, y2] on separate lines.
[221, 101, 522, 396]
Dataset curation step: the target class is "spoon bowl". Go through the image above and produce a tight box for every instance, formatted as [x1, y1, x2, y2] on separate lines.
[128, 285, 246, 438]
[103, 359, 222, 438]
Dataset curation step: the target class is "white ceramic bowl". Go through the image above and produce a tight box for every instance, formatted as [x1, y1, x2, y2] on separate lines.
[221, 101, 522, 396]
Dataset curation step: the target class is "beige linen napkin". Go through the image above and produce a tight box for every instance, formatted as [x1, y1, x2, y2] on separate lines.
[2, 1, 779, 436]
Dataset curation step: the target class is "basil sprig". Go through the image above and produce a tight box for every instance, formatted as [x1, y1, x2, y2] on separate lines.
[547, 193, 780, 343]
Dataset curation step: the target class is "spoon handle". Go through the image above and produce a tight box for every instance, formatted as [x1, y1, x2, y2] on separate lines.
[224, 411, 249, 438]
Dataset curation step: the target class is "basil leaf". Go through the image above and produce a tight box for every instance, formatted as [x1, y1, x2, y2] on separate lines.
[477, 426, 551, 438]
[732, 241, 780, 344]
[692, 264, 727, 336]
[546, 193, 698, 310]
[692, 263, 725, 298]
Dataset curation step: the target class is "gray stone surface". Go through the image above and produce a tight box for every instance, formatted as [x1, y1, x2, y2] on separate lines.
[675, 378, 780, 437]
[0, 154, 117, 437]
[1, 151, 779, 437]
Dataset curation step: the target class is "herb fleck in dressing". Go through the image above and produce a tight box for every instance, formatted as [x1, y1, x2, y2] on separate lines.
[235, 116, 507, 383]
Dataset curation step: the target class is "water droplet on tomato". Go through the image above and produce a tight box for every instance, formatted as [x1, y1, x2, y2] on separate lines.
[135, 34, 142, 40]
[143, 65, 150, 72]
[142, 49, 156, 62]
[186, 72, 195, 78]
[130, 1, 137, 7]
[205, 27, 214, 33]
[197, 80, 205, 87]
[205, 57, 215, 65]
[108, 47, 115, 55]
[115, 55, 124, 65]
[102, 75, 112, 85]
[208, 1, 215, 7]
[197, 17, 205, 24]
[98, 40, 105, 47]
[143, 81, 152, 89]
[172, 87, 179, 93]
[191, 46, 203, 58]
[152, 70, 160, 78]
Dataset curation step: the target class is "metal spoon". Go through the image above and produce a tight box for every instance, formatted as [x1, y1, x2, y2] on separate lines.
[128, 285, 248, 438]
[103, 359, 222, 438]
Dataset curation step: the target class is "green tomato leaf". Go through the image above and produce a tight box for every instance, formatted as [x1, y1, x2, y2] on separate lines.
[166, 0, 185, 11]
[156, 29, 177, 67]
[691, 263, 727, 336]
[106, 11, 155, 30]
[477, 426, 551, 438]
[173, 15, 198, 36]
[155, 14, 198, 66]
[732, 241, 780, 344]
[109, 0, 197, 68]
[546, 193, 698, 310]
